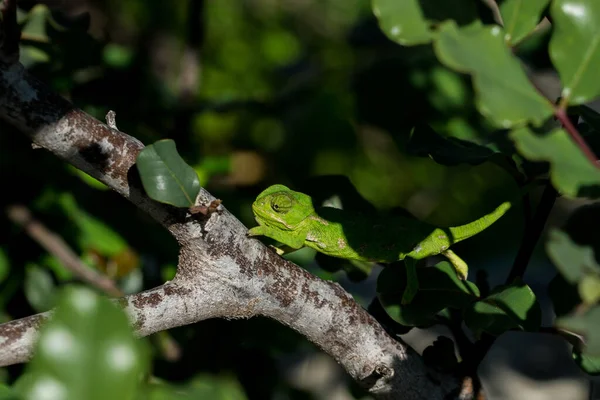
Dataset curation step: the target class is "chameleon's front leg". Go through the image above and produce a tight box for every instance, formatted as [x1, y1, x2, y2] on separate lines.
[248, 226, 305, 255]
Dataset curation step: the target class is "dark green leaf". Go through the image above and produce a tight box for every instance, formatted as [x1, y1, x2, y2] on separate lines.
[137, 139, 200, 208]
[549, 0, 600, 105]
[377, 261, 480, 327]
[557, 305, 600, 356]
[20, 286, 149, 400]
[24, 264, 56, 313]
[500, 0, 551, 46]
[548, 274, 580, 317]
[418, 0, 478, 26]
[463, 279, 541, 337]
[0, 248, 9, 284]
[406, 125, 496, 165]
[510, 127, 600, 197]
[434, 21, 554, 128]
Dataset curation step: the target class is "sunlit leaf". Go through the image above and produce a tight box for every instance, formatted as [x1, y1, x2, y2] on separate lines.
[372, 0, 478, 46]
[510, 127, 600, 197]
[434, 21, 554, 128]
[67, 166, 108, 191]
[573, 350, 600, 375]
[372, 0, 431, 45]
[550, 0, 600, 105]
[20, 286, 148, 400]
[500, 0, 551, 46]
[463, 279, 541, 337]
[137, 140, 200, 208]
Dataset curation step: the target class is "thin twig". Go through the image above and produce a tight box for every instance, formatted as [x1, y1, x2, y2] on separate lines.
[7, 204, 184, 362]
[6, 204, 124, 297]
[505, 183, 557, 283]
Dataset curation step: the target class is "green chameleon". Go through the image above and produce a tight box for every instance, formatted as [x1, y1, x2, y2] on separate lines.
[248, 184, 511, 304]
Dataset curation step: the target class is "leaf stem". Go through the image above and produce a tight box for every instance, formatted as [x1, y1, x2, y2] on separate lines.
[505, 183, 557, 284]
[555, 107, 600, 168]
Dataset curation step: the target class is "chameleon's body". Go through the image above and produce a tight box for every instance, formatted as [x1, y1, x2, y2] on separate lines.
[249, 184, 511, 303]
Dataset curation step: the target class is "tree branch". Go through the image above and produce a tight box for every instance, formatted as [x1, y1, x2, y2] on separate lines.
[0, 38, 475, 400]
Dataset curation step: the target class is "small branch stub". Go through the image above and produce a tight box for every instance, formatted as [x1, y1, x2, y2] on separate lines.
[106, 110, 118, 130]
[189, 199, 222, 216]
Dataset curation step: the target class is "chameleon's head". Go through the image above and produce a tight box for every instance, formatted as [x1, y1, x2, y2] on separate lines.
[252, 184, 315, 230]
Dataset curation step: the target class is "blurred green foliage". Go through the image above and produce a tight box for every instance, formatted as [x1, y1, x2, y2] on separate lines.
[2, 0, 600, 396]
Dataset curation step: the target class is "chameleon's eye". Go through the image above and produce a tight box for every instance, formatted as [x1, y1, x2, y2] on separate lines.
[271, 194, 293, 213]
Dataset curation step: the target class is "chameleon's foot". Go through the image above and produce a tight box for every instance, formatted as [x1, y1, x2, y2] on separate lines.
[269, 245, 286, 256]
[442, 249, 468, 280]
[401, 258, 419, 305]
[247, 226, 265, 237]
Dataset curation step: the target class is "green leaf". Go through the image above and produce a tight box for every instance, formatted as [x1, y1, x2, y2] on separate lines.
[0, 384, 20, 400]
[20, 286, 148, 400]
[463, 279, 541, 337]
[434, 21, 554, 128]
[546, 229, 600, 284]
[372, 0, 478, 46]
[550, 0, 600, 105]
[500, 0, 551, 46]
[137, 139, 200, 208]
[103, 44, 134, 69]
[139, 383, 191, 400]
[579, 275, 600, 305]
[377, 261, 480, 327]
[557, 305, 600, 356]
[372, 0, 431, 45]
[185, 374, 247, 400]
[510, 127, 600, 197]
[0, 248, 9, 284]
[67, 166, 108, 191]
[24, 264, 56, 313]
[573, 349, 600, 375]
[58, 194, 128, 256]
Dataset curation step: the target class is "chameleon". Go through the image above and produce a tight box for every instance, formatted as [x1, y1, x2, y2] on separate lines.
[248, 184, 511, 304]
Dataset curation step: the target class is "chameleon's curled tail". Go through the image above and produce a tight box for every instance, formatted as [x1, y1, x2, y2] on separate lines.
[448, 201, 512, 243]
